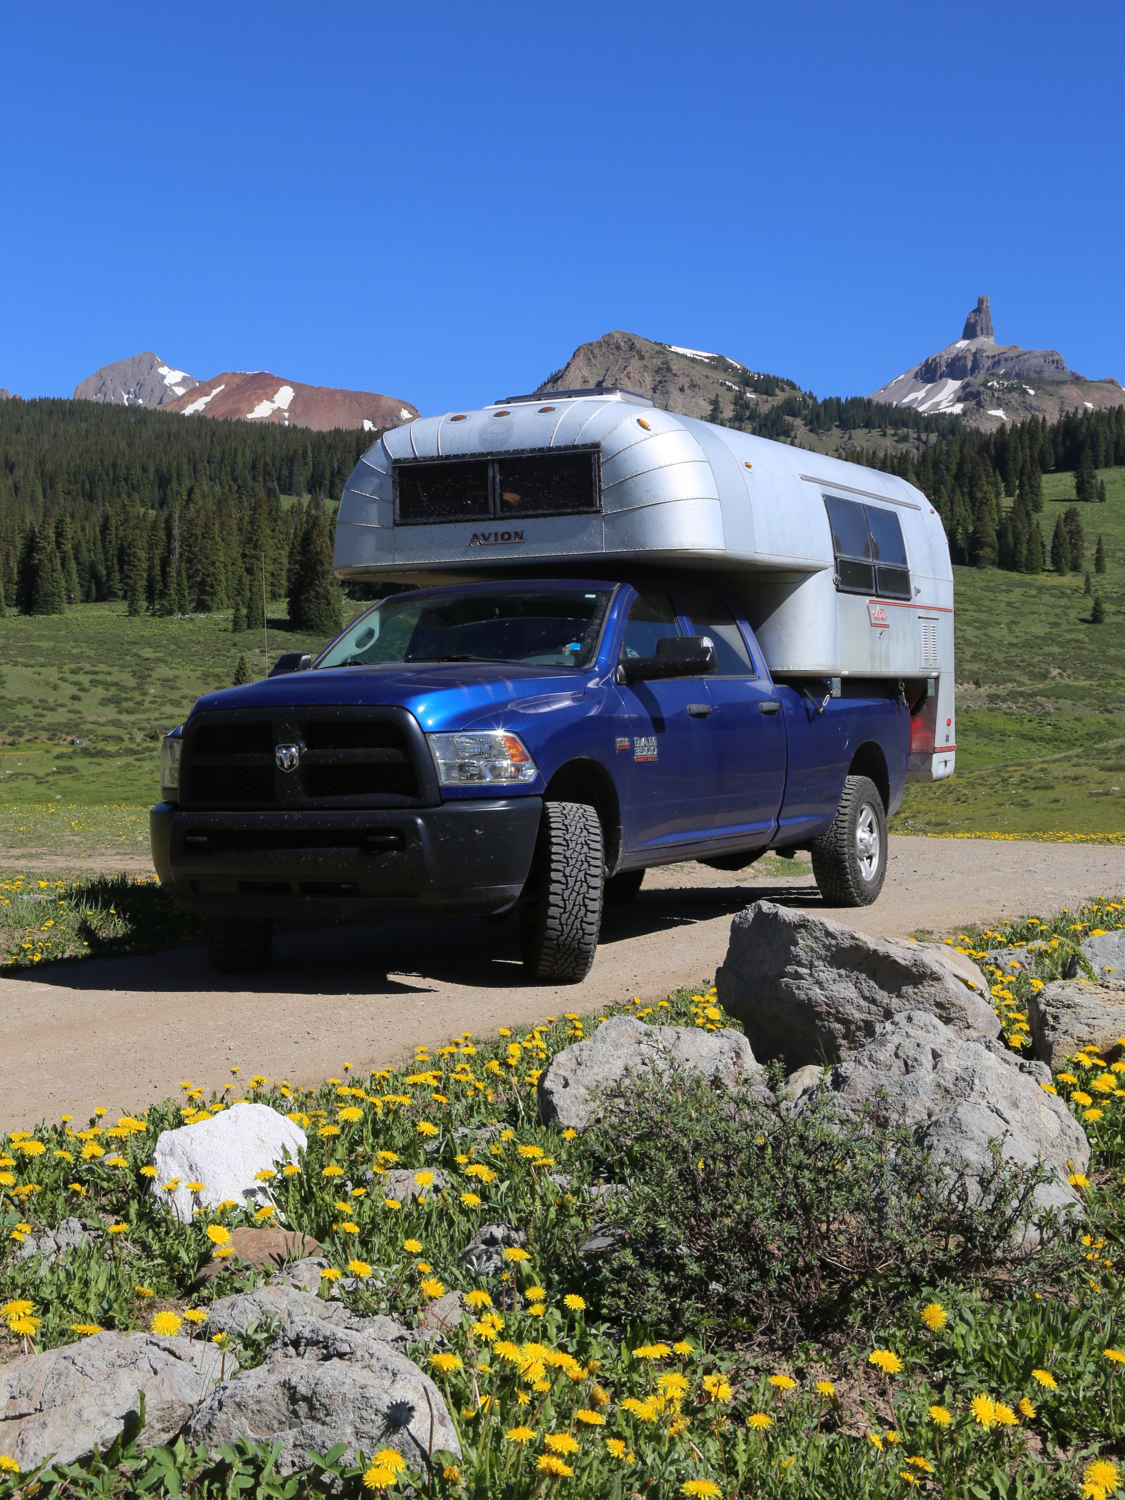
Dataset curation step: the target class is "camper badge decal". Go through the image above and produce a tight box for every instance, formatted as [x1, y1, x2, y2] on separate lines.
[867, 602, 890, 628]
[633, 736, 658, 763]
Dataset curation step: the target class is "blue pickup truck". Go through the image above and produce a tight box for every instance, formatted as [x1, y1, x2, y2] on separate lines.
[151, 389, 954, 982]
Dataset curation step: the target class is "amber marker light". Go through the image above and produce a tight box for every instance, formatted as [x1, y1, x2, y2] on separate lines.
[637, 417, 651, 430]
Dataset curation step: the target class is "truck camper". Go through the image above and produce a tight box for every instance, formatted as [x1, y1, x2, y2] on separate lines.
[151, 388, 956, 983]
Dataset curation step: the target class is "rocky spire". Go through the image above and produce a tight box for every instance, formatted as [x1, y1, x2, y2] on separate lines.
[962, 295, 994, 342]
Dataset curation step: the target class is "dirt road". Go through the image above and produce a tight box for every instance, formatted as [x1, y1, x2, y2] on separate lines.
[4, 834, 1125, 1132]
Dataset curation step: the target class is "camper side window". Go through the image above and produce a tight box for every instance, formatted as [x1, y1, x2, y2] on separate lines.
[824, 496, 911, 601]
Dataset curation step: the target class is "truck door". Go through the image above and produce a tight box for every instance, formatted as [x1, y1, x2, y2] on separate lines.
[615, 591, 717, 851]
[678, 595, 786, 845]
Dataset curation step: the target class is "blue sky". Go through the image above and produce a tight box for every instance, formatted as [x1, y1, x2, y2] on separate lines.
[2, 3, 1122, 415]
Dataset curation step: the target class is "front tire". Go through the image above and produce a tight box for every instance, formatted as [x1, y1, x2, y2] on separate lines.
[520, 802, 604, 982]
[810, 774, 887, 906]
[208, 917, 272, 974]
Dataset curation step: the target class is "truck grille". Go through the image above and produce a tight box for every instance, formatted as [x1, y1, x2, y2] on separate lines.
[180, 707, 432, 809]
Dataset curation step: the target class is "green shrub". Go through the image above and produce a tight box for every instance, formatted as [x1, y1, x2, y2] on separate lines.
[588, 1068, 1060, 1347]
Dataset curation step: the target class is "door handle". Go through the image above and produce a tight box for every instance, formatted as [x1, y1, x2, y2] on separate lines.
[687, 703, 712, 718]
[759, 701, 781, 715]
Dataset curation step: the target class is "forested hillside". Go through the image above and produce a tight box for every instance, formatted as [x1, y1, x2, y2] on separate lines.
[0, 398, 377, 632]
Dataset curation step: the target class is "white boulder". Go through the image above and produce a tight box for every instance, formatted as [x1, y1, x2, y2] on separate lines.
[152, 1102, 306, 1224]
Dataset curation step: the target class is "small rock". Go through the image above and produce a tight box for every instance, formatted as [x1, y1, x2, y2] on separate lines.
[779, 1064, 825, 1102]
[267, 1313, 410, 1359]
[381, 1167, 451, 1205]
[196, 1227, 322, 1283]
[152, 1103, 307, 1225]
[185, 1341, 458, 1472]
[418, 1291, 465, 1339]
[460, 1223, 527, 1278]
[579, 1225, 620, 1258]
[15, 1217, 92, 1265]
[0, 1333, 232, 1470]
[1028, 979, 1125, 1069]
[270, 1257, 336, 1294]
[716, 901, 1001, 1068]
[1081, 929, 1125, 981]
[799, 1010, 1089, 1232]
[537, 1014, 764, 1132]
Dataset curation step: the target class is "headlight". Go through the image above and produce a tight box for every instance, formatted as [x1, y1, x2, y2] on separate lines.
[427, 730, 538, 786]
[160, 728, 183, 800]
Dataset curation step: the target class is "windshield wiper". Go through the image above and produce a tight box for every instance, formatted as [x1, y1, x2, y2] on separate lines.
[405, 654, 522, 664]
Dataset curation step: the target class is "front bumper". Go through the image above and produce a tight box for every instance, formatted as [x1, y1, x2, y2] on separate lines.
[150, 797, 543, 922]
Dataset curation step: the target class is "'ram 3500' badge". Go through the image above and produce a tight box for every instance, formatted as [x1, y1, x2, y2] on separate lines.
[275, 744, 300, 772]
[633, 736, 658, 762]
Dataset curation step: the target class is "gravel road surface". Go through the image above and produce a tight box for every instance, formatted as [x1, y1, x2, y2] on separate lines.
[4, 834, 1125, 1131]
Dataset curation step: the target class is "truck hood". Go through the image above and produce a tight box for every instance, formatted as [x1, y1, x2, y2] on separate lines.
[188, 661, 599, 733]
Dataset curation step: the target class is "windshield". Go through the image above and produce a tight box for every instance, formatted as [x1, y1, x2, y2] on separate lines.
[315, 587, 614, 670]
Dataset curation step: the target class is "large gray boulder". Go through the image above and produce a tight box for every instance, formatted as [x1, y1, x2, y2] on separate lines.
[207, 1285, 407, 1345]
[185, 1326, 459, 1471]
[1081, 929, 1125, 981]
[716, 901, 1000, 1068]
[0, 1333, 232, 1470]
[1027, 979, 1125, 1070]
[152, 1103, 307, 1224]
[537, 1014, 764, 1131]
[796, 1009, 1089, 1227]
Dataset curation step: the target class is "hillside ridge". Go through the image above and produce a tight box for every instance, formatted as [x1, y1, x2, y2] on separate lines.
[163, 371, 418, 433]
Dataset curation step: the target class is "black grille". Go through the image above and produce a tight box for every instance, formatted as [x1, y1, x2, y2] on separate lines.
[306, 763, 417, 799]
[303, 720, 406, 751]
[194, 722, 274, 756]
[191, 765, 277, 802]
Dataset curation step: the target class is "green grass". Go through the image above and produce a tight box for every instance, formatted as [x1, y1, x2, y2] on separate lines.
[0, 600, 365, 806]
[890, 465, 1125, 838]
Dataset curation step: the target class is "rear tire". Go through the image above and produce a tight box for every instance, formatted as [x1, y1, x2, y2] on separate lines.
[604, 868, 645, 905]
[810, 774, 887, 906]
[520, 802, 604, 983]
[208, 917, 272, 974]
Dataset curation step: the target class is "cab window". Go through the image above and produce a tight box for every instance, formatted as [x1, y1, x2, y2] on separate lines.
[678, 595, 754, 675]
[619, 593, 682, 660]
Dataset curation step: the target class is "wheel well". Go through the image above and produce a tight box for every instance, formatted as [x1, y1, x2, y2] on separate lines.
[848, 741, 890, 813]
[543, 759, 622, 874]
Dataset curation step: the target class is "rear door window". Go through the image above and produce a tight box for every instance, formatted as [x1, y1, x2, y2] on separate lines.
[678, 595, 754, 675]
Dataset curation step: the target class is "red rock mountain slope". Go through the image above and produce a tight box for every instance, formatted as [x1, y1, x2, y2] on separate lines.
[164, 372, 417, 432]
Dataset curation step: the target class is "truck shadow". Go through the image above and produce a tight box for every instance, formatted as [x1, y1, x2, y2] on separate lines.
[15, 878, 825, 997]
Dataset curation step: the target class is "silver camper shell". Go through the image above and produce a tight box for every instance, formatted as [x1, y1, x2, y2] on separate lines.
[335, 390, 955, 782]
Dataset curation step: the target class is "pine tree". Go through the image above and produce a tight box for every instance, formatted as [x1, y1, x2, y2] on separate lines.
[175, 559, 190, 616]
[971, 503, 997, 569]
[233, 653, 252, 685]
[231, 597, 245, 632]
[1028, 453, 1043, 513]
[288, 506, 343, 634]
[1026, 520, 1046, 574]
[1051, 514, 1071, 574]
[0, 568, 6, 616]
[146, 547, 162, 613]
[1075, 447, 1097, 504]
[1092, 594, 1106, 624]
[247, 568, 263, 639]
[123, 529, 146, 617]
[1064, 505, 1085, 571]
[54, 514, 80, 603]
[31, 526, 67, 615]
[195, 519, 229, 613]
[1098, 478, 1108, 503]
[1095, 535, 1106, 574]
[1084, 571, 1093, 595]
[707, 392, 725, 425]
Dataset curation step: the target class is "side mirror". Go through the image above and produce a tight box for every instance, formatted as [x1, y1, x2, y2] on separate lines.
[616, 635, 716, 685]
[269, 652, 312, 677]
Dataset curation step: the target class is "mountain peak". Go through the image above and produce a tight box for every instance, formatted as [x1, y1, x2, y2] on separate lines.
[74, 351, 197, 408]
[961, 295, 994, 343]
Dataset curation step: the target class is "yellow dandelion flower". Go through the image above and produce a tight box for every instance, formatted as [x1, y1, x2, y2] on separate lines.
[920, 1302, 948, 1332]
[868, 1349, 904, 1375]
[419, 1278, 445, 1299]
[1105, 1348, 1125, 1365]
[605, 1437, 628, 1458]
[971, 1393, 996, 1429]
[360, 1465, 396, 1491]
[1019, 1397, 1036, 1419]
[929, 1406, 951, 1426]
[0, 1457, 20, 1474]
[348, 1259, 372, 1279]
[544, 1433, 580, 1454]
[816, 1380, 836, 1399]
[747, 1412, 773, 1431]
[151, 1311, 183, 1337]
[1083, 1460, 1121, 1497]
[1032, 1369, 1057, 1389]
[681, 1482, 722, 1499]
[431, 1352, 462, 1374]
[576, 1409, 605, 1425]
[505, 1425, 536, 1444]
[537, 1454, 574, 1477]
[769, 1373, 797, 1391]
[206, 1224, 231, 1246]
